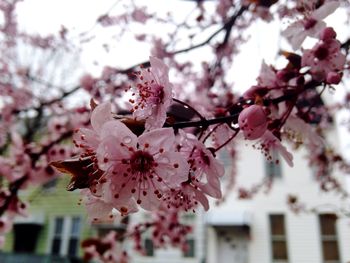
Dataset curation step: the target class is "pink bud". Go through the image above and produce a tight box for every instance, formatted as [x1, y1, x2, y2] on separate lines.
[326, 72, 342, 84]
[238, 105, 268, 140]
[320, 27, 337, 41]
[80, 74, 95, 91]
[242, 86, 268, 100]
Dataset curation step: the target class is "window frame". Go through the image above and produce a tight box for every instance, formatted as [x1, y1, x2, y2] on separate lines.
[264, 152, 282, 179]
[268, 214, 289, 263]
[48, 215, 82, 257]
[183, 238, 195, 258]
[318, 213, 341, 263]
[144, 237, 154, 257]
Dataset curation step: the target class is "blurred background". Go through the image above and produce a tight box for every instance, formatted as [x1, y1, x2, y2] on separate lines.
[0, 0, 350, 262]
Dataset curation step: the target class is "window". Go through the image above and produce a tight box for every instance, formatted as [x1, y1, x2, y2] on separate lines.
[50, 216, 81, 257]
[269, 214, 288, 261]
[183, 239, 195, 258]
[265, 152, 282, 178]
[68, 217, 81, 256]
[51, 217, 64, 255]
[144, 238, 154, 256]
[319, 214, 340, 263]
[13, 223, 42, 253]
[42, 177, 58, 191]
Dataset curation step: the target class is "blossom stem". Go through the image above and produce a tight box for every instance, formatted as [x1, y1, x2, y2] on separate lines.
[172, 98, 206, 122]
[169, 114, 239, 129]
[214, 129, 239, 153]
[201, 123, 223, 144]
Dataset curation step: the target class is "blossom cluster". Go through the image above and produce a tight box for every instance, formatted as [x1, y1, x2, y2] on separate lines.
[68, 6, 348, 221]
[72, 57, 226, 218]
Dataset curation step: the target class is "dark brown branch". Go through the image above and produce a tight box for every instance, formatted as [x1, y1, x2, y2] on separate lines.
[12, 85, 80, 115]
[0, 175, 28, 217]
[172, 6, 248, 55]
[30, 130, 73, 166]
[117, 6, 248, 74]
[169, 114, 239, 129]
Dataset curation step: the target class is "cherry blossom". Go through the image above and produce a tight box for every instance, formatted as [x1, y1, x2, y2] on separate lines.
[80, 74, 96, 92]
[163, 182, 210, 211]
[179, 131, 224, 197]
[150, 206, 192, 250]
[302, 29, 346, 81]
[73, 101, 114, 152]
[81, 189, 138, 223]
[282, 1, 340, 50]
[82, 231, 128, 263]
[256, 131, 294, 167]
[129, 56, 173, 130]
[95, 121, 189, 211]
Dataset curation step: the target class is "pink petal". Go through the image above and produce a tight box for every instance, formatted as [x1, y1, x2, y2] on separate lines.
[193, 188, 209, 211]
[138, 128, 175, 152]
[149, 56, 170, 85]
[312, 1, 340, 20]
[100, 120, 137, 146]
[91, 102, 113, 134]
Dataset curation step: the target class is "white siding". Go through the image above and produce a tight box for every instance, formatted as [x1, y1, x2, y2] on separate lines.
[128, 129, 350, 263]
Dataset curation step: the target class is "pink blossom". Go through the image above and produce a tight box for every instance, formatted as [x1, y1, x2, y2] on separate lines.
[256, 62, 282, 88]
[216, 0, 233, 18]
[257, 131, 294, 167]
[8, 196, 28, 217]
[151, 39, 171, 59]
[164, 182, 210, 211]
[282, 1, 339, 50]
[47, 116, 69, 135]
[239, 105, 268, 140]
[159, 130, 224, 211]
[320, 27, 337, 41]
[326, 72, 342, 84]
[0, 126, 7, 148]
[82, 231, 128, 263]
[302, 37, 346, 81]
[0, 132, 31, 183]
[80, 74, 96, 92]
[244, 62, 284, 100]
[73, 101, 114, 152]
[131, 8, 150, 23]
[242, 85, 268, 100]
[284, 115, 324, 152]
[97, 122, 189, 211]
[150, 206, 192, 250]
[178, 131, 224, 200]
[30, 145, 72, 186]
[81, 189, 137, 223]
[130, 56, 173, 130]
[0, 216, 13, 235]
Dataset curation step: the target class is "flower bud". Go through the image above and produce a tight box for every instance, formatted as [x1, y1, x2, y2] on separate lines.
[320, 27, 337, 41]
[238, 105, 268, 140]
[326, 71, 342, 84]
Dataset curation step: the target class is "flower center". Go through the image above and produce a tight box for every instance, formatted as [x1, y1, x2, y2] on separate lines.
[314, 44, 329, 60]
[130, 150, 155, 173]
[150, 83, 165, 104]
[132, 82, 165, 110]
[303, 18, 317, 30]
[199, 150, 210, 166]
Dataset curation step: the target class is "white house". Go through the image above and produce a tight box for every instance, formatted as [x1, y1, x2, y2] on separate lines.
[130, 127, 350, 263]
